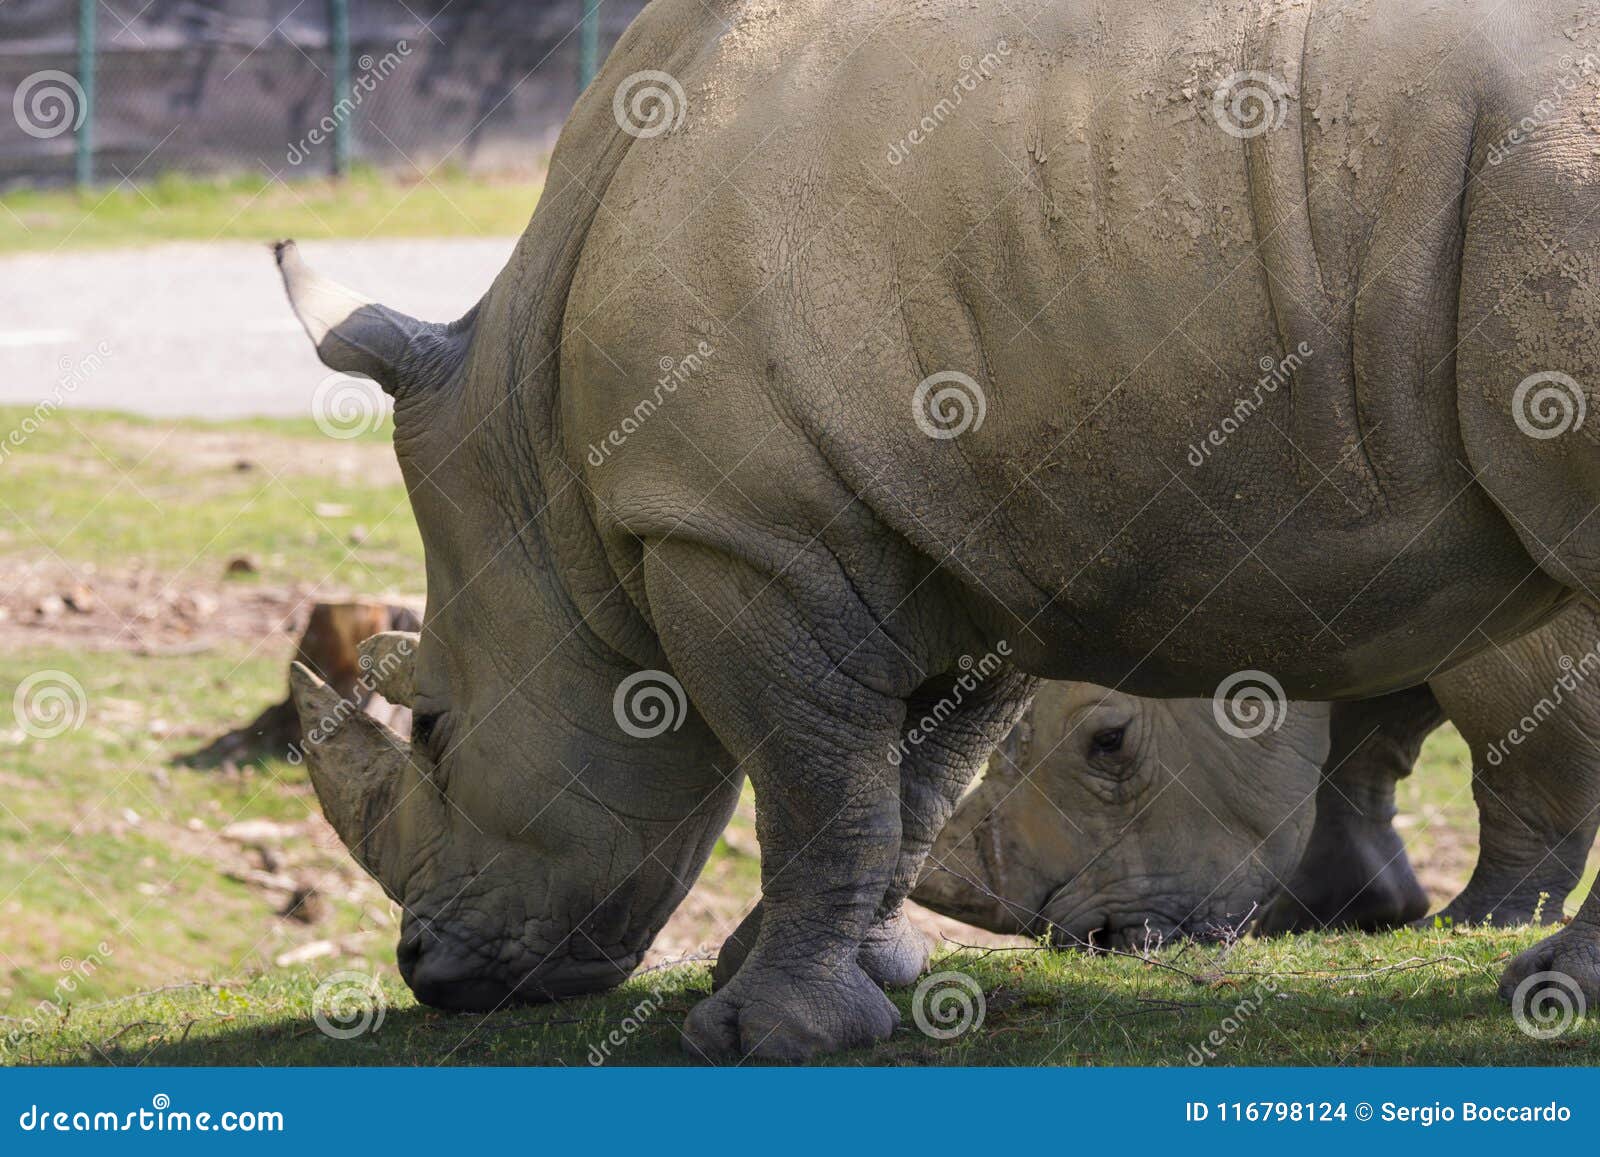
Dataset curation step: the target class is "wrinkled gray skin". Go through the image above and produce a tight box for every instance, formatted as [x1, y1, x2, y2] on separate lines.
[915, 600, 1600, 946]
[279, 0, 1600, 1058]
[913, 683, 1331, 949]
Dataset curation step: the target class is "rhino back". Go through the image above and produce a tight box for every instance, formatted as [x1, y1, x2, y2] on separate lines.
[556, 0, 1569, 695]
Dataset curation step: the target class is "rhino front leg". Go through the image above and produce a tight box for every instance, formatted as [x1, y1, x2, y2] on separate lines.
[713, 897, 929, 991]
[645, 542, 975, 1060]
[713, 669, 1037, 990]
[1262, 686, 1442, 933]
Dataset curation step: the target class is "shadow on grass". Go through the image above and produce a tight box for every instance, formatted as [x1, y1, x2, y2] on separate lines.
[31, 943, 1600, 1068]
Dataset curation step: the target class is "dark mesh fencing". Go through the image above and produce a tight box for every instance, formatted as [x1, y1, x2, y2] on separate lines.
[0, 0, 647, 189]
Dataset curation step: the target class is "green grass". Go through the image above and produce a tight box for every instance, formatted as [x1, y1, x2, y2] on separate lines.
[11, 927, 1597, 1066]
[0, 406, 419, 592]
[0, 645, 379, 1015]
[0, 168, 539, 253]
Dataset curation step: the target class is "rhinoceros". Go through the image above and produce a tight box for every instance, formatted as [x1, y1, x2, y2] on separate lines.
[278, 0, 1600, 1058]
[913, 600, 1600, 947]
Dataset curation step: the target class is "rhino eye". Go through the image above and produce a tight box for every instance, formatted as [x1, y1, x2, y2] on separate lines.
[1089, 726, 1126, 755]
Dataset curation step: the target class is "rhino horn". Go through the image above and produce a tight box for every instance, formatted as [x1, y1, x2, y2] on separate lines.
[289, 661, 418, 898]
[357, 630, 420, 707]
[274, 240, 463, 395]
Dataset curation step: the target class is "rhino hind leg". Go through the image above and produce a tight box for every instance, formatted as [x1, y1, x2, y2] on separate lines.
[1427, 601, 1600, 927]
[1430, 800, 1596, 927]
[1262, 687, 1442, 934]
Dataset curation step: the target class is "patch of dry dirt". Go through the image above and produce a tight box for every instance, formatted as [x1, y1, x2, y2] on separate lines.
[0, 560, 415, 655]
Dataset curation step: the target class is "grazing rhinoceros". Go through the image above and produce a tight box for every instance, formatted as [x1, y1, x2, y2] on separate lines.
[913, 600, 1600, 947]
[279, 0, 1600, 1058]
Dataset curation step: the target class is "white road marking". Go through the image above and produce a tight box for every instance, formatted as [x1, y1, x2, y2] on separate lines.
[0, 329, 77, 348]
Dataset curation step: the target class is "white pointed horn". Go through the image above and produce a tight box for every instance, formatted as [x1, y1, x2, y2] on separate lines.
[358, 630, 419, 707]
[274, 240, 452, 395]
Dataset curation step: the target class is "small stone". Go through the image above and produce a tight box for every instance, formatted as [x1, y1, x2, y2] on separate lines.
[174, 592, 218, 621]
[220, 818, 301, 844]
[348, 524, 369, 545]
[274, 940, 338, 967]
[62, 585, 95, 613]
[225, 556, 258, 576]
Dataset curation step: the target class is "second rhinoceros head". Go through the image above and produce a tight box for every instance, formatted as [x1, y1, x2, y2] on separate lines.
[913, 682, 1330, 949]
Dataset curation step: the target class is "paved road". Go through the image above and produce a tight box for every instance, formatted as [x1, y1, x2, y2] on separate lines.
[0, 238, 518, 418]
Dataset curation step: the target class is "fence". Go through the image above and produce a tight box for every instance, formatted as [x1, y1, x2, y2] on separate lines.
[0, 0, 645, 190]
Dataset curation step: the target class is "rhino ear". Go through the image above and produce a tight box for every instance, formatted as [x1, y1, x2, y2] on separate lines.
[273, 240, 467, 397]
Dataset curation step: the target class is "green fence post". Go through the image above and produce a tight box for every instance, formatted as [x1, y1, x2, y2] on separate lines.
[75, 0, 95, 188]
[329, 0, 352, 177]
[579, 0, 600, 90]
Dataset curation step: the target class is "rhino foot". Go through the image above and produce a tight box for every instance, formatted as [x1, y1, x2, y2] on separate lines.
[1429, 887, 1565, 928]
[1498, 921, 1600, 1034]
[858, 906, 932, 987]
[713, 902, 929, 991]
[683, 960, 899, 1062]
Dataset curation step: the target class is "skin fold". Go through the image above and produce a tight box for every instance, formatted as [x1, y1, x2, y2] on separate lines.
[915, 600, 1600, 946]
[278, 0, 1600, 1058]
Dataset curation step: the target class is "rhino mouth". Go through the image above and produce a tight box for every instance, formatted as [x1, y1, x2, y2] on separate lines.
[1041, 892, 1265, 953]
[396, 930, 639, 1010]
